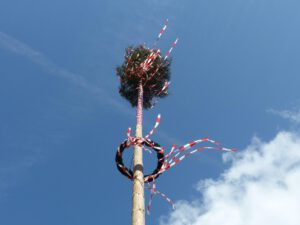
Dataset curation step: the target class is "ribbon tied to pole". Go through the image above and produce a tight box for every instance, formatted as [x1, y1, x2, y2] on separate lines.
[115, 114, 236, 214]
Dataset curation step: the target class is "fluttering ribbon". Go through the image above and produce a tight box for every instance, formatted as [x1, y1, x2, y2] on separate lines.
[154, 19, 169, 47]
[147, 179, 175, 215]
[124, 20, 178, 95]
[116, 114, 236, 214]
[165, 38, 179, 60]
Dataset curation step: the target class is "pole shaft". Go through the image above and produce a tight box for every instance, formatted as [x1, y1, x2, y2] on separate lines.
[132, 82, 145, 225]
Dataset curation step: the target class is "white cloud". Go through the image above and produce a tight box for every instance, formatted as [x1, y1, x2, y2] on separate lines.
[268, 108, 300, 124]
[160, 131, 300, 225]
[0, 152, 44, 199]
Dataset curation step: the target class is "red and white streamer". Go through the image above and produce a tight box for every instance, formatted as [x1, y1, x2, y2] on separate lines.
[140, 49, 160, 73]
[144, 114, 161, 139]
[124, 113, 235, 214]
[157, 81, 170, 95]
[164, 38, 179, 60]
[147, 179, 175, 215]
[159, 139, 236, 175]
[154, 19, 169, 46]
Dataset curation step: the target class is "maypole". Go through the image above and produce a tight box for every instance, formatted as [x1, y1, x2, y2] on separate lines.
[132, 81, 145, 225]
[116, 40, 171, 224]
[115, 20, 235, 224]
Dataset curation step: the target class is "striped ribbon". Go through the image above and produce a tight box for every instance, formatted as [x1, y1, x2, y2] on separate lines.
[154, 19, 169, 47]
[124, 20, 178, 91]
[123, 114, 235, 214]
[140, 49, 160, 73]
[145, 114, 161, 139]
[147, 179, 175, 215]
[144, 37, 178, 86]
[158, 139, 236, 175]
[164, 38, 179, 60]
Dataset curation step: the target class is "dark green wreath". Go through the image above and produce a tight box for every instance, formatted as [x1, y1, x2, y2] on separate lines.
[116, 45, 171, 109]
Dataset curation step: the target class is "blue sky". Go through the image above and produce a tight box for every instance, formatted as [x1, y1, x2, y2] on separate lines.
[1, 0, 300, 224]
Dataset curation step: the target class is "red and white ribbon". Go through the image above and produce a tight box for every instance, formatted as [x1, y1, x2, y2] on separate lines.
[157, 81, 170, 96]
[147, 179, 175, 215]
[159, 139, 236, 174]
[126, 114, 162, 149]
[145, 114, 161, 139]
[154, 19, 169, 46]
[140, 49, 160, 73]
[164, 38, 179, 60]
[125, 114, 235, 215]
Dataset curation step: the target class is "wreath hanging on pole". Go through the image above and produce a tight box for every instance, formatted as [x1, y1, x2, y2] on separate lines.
[115, 139, 164, 183]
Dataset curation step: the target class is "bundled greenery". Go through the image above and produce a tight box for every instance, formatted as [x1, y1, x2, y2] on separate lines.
[116, 45, 171, 109]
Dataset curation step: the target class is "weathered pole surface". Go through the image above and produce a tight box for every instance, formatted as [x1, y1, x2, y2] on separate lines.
[132, 81, 145, 225]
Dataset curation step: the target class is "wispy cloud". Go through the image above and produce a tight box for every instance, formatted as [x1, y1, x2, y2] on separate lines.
[268, 108, 300, 124]
[160, 131, 300, 225]
[0, 31, 132, 116]
[0, 32, 87, 84]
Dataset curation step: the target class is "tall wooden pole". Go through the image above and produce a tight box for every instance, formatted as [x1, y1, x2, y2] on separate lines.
[132, 81, 145, 225]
